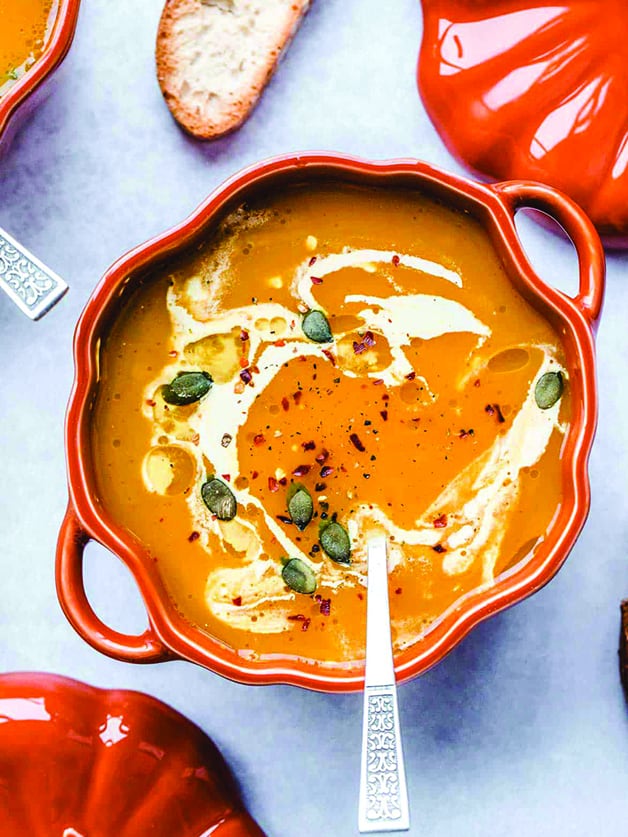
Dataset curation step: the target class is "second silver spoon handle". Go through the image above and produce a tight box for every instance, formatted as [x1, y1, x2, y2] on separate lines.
[358, 535, 410, 833]
[0, 227, 67, 320]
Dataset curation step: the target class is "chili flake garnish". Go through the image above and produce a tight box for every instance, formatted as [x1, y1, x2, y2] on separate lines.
[232, 596, 242, 606]
[281, 396, 290, 411]
[315, 482, 326, 491]
[302, 440, 316, 451]
[349, 433, 366, 452]
[353, 340, 367, 355]
[221, 473, 231, 482]
[146, 399, 156, 407]
[293, 391, 303, 405]
[320, 465, 334, 478]
[433, 514, 448, 529]
[311, 276, 324, 285]
[485, 403, 505, 423]
[373, 378, 384, 385]
[268, 476, 279, 492]
[395, 587, 402, 594]
[405, 371, 416, 381]
[322, 349, 336, 366]
[474, 379, 481, 387]
[168, 350, 178, 358]
[188, 531, 200, 543]
[292, 464, 311, 476]
[392, 254, 400, 267]
[308, 256, 317, 267]
[251, 471, 259, 479]
[240, 329, 249, 342]
[458, 428, 474, 439]
[315, 449, 329, 464]
[240, 368, 253, 384]
[253, 433, 265, 446]
[432, 543, 447, 554]
[319, 598, 331, 616]
[380, 409, 388, 421]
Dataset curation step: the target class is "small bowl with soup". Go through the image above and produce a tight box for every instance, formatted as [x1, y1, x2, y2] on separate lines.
[57, 155, 604, 691]
[0, 0, 81, 153]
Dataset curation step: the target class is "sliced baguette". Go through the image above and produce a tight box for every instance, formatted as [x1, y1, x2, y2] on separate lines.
[156, 0, 311, 140]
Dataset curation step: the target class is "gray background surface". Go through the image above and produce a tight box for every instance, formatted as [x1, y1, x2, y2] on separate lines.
[1, 2, 628, 835]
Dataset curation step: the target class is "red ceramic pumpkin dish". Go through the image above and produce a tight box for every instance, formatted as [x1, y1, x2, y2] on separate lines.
[418, 0, 628, 245]
[0, 672, 264, 836]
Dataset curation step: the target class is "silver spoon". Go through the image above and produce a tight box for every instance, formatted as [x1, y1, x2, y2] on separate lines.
[359, 535, 410, 832]
[0, 226, 67, 319]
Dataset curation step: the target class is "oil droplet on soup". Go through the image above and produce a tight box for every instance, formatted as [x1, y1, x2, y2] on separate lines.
[91, 183, 569, 665]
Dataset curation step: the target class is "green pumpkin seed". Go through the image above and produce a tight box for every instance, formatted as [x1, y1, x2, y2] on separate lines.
[281, 557, 317, 595]
[320, 521, 351, 564]
[302, 310, 332, 343]
[534, 371, 564, 410]
[201, 477, 237, 520]
[162, 371, 213, 406]
[287, 484, 313, 530]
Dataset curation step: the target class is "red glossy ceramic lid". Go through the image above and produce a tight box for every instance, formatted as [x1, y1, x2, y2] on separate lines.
[0, 673, 264, 836]
[418, 0, 628, 246]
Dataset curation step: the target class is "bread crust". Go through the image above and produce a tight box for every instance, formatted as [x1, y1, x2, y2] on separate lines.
[156, 0, 311, 140]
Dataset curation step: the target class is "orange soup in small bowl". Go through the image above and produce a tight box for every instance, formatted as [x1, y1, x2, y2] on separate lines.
[57, 155, 604, 690]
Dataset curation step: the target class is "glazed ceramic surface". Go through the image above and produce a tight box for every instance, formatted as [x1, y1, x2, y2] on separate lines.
[0, 672, 264, 836]
[0, 0, 80, 155]
[418, 0, 628, 246]
[57, 153, 604, 692]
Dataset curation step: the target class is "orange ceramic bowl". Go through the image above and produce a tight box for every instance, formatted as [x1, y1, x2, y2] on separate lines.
[56, 154, 604, 692]
[0, 0, 81, 154]
[0, 672, 264, 835]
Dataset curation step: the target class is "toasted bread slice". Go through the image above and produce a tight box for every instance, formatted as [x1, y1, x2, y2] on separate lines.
[156, 0, 311, 140]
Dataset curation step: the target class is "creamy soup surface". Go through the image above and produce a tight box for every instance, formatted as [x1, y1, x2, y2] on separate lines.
[92, 182, 569, 665]
[0, 0, 57, 93]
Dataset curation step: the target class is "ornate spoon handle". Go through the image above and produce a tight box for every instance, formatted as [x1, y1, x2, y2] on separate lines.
[358, 536, 410, 833]
[0, 227, 67, 319]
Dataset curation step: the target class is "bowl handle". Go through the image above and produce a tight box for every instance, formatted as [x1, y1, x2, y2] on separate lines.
[491, 181, 605, 327]
[56, 505, 172, 664]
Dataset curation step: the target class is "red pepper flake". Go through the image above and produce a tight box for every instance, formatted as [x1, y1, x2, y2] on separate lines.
[315, 482, 326, 491]
[432, 543, 447, 554]
[232, 596, 243, 606]
[293, 391, 303, 405]
[320, 465, 334, 478]
[363, 331, 376, 347]
[302, 440, 316, 451]
[240, 329, 249, 342]
[373, 378, 384, 386]
[240, 368, 253, 384]
[188, 531, 200, 543]
[405, 371, 416, 381]
[288, 614, 307, 621]
[319, 598, 331, 616]
[315, 449, 329, 464]
[382, 393, 390, 401]
[301, 618, 311, 632]
[146, 399, 156, 407]
[474, 379, 481, 387]
[308, 256, 317, 267]
[253, 433, 265, 446]
[353, 340, 367, 355]
[395, 587, 402, 595]
[251, 471, 259, 480]
[357, 592, 364, 601]
[168, 350, 178, 358]
[292, 464, 311, 476]
[281, 396, 290, 412]
[274, 339, 286, 347]
[221, 473, 231, 482]
[485, 403, 506, 423]
[349, 433, 365, 452]
[279, 477, 288, 486]
[380, 409, 388, 421]
[392, 254, 400, 267]
[311, 276, 324, 285]
[458, 428, 474, 439]
[322, 349, 336, 366]
[268, 476, 279, 492]
[433, 514, 448, 529]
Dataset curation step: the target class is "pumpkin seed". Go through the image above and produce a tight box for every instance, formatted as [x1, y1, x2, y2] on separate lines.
[302, 310, 332, 343]
[534, 371, 564, 410]
[281, 557, 317, 595]
[162, 371, 213, 406]
[287, 483, 313, 530]
[320, 521, 351, 564]
[201, 477, 237, 520]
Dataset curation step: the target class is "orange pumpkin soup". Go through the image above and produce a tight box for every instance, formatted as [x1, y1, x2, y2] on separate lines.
[0, 0, 57, 92]
[91, 182, 569, 664]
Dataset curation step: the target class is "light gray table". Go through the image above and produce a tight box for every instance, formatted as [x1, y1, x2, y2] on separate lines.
[2, 2, 628, 835]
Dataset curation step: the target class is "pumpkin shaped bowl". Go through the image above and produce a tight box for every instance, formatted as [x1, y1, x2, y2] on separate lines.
[57, 154, 604, 692]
